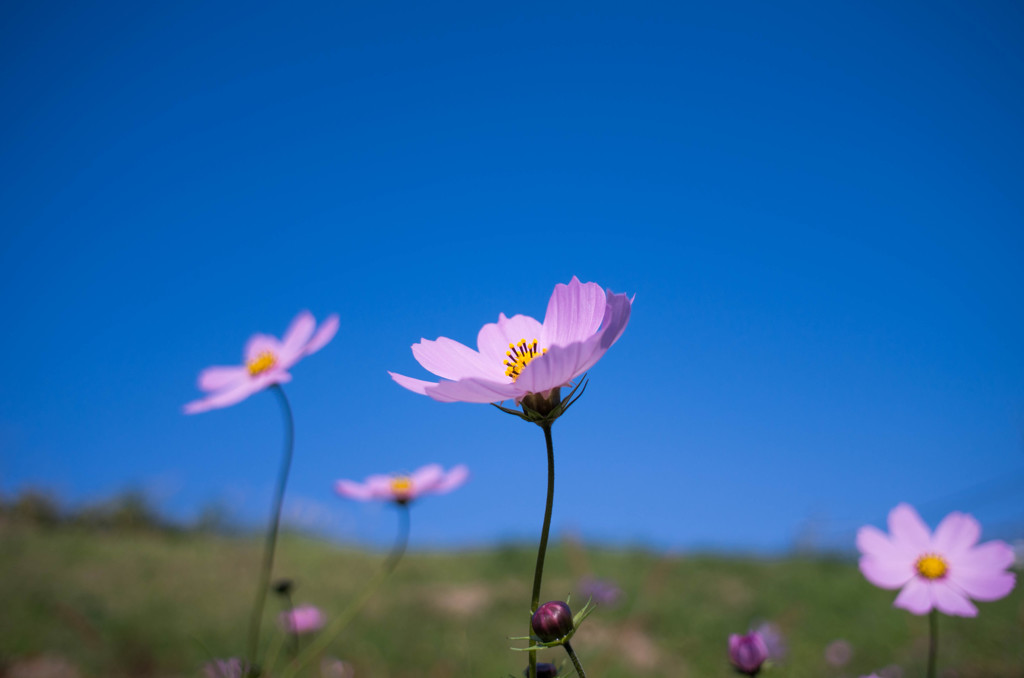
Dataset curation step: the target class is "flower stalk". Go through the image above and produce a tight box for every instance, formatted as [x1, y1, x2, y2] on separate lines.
[527, 422, 557, 678]
[246, 384, 295, 671]
[927, 609, 938, 678]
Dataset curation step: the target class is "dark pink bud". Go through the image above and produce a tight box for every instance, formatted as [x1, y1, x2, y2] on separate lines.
[729, 632, 769, 675]
[522, 662, 558, 678]
[531, 601, 574, 643]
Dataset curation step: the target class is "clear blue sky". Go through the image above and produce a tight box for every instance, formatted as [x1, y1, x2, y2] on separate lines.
[2, 1, 1022, 553]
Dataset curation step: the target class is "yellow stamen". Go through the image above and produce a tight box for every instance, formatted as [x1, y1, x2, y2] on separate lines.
[390, 476, 413, 496]
[915, 553, 948, 580]
[503, 337, 547, 381]
[246, 350, 277, 376]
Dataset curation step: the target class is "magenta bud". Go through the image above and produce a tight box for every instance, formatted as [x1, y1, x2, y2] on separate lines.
[522, 663, 558, 678]
[729, 632, 769, 675]
[531, 601, 574, 643]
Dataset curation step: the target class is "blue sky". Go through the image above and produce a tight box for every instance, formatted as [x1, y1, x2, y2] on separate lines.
[2, 1, 1022, 553]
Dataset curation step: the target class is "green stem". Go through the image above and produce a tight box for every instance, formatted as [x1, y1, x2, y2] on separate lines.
[529, 423, 556, 678]
[927, 608, 938, 678]
[281, 504, 411, 678]
[246, 384, 295, 671]
[564, 641, 587, 678]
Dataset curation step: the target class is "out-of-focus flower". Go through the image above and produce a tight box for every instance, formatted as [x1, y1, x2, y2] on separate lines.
[531, 601, 575, 643]
[202, 658, 250, 678]
[389, 277, 631, 405]
[752, 621, 786, 662]
[728, 632, 768, 676]
[857, 503, 1016, 617]
[320, 657, 355, 678]
[184, 311, 338, 414]
[279, 604, 326, 634]
[824, 639, 853, 667]
[523, 663, 559, 678]
[577, 575, 623, 606]
[335, 464, 468, 505]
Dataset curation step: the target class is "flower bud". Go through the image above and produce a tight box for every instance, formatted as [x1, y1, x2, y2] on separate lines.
[522, 663, 558, 678]
[729, 632, 769, 675]
[531, 601, 574, 643]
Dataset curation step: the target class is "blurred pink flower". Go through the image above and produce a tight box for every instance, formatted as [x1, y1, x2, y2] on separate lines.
[728, 631, 769, 676]
[184, 311, 339, 414]
[335, 464, 469, 504]
[824, 638, 853, 667]
[202, 658, 250, 678]
[389, 277, 631, 404]
[857, 503, 1016, 617]
[279, 604, 327, 634]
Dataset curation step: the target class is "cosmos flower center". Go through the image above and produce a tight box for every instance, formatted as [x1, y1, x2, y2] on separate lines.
[504, 338, 547, 381]
[915, 553, 948, 579]
[246, 350, 277, 376]
[390, 476, 413, 496]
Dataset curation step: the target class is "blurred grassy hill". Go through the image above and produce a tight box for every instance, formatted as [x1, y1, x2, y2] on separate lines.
[1, 519, 1021, 678]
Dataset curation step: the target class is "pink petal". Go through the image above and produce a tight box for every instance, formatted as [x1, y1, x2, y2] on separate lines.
[476, 313, 545, 366]
[245, 333, 283, 363]
[540, 277, 608, 348]
[334, 480, 375, 501]
[421, 376, 523, 404]
[931, 582, 978, 617]
[432, 464, 469, 494]
[304, 314, 339, 356]
[857, 525, 910, 564]
[514, 341, 590, 396]
[949, 569, 1015, 602]
[931, 511, 980, 556]
[888, 504, 932, 554]
[389, 371, 437, 396]
[409, 464, 445, 497]
[364, 475, 398, 499]
[893, 577, 934, 615]
[412, 337, 502, 381]
[197, 366, 248, 392]
[279, 311, 317, 366]
[955, 540, 1016, 574]
[184, 380, 262, 414]
[859, 556, 913, 589]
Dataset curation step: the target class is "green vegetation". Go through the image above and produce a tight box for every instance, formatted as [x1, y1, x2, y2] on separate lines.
[0, 524, 1020, 678]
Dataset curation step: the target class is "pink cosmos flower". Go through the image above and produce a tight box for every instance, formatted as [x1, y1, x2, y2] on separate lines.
[279, 604, 327, 634]
[857, 503, 1016, 617]
[728, 631, 769, 675]
[389, 277, 632, 404]
[335, 463, 469, 505]
[184, 311, 339, 414]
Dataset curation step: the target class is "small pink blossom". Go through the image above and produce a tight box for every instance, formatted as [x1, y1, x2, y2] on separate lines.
[335, 464, 469, 504]
[389, 277, 631, 404]
[728, 631, 769, 675]
[857, 503, 1016, 617]
[279, 604, 327, 634]
[184, 310, 339, 414]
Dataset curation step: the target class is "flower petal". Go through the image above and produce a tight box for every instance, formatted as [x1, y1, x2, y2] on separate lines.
[514, 341, 590, 395]
[540, 277, 608, 348]
[888, 503, 932, 554]
[184, 380, 262, 414]
[931, 582, 978, 617]
[422, 376, 523, 404]
[432, 464, 469, 494]
[859, 555, 913, 589]
[476, 313, 545, 366]
[304, 314, 339, 357]
[197, 366, 248, 392]
[857, 525, 908, 564]
[949, 569, 1015, 602]
[245, 333, 284, 363]
[389, 371, 437, 396]
[280, 311, 317, 366]
[334, 480, 375, 501]
[956, 540, 1016, 574]
[412, 337, 502, 381]
[893, 577, 933, 615]
[932, 511, 981, 556]
[364, 474, 397, 499]
[409, 464, 444, 497]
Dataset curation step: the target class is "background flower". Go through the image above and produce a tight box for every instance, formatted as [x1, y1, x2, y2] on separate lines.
[279, 604, 327, 634]
[335, 464, 469, 504]
[857, 503, 1016, 617]
[389, 277, 631, 404]
[184, 310, 339, 414]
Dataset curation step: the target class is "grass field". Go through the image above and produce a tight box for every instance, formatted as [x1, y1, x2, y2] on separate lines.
[1, 524, 1021, 678]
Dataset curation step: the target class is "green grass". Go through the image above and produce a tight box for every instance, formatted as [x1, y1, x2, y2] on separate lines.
[1, 524, 1021, 678]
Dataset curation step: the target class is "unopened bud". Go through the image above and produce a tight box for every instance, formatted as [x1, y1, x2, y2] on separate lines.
[522, 663, 558, 678]
[729, 632, 769, 676]
[531, 601, 574, 643]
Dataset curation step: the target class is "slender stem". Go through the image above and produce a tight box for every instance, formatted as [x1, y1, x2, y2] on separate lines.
[927, 608, 938, 678]
[246, 384, 295, 670]
[281, 503, 411, 678]
[529, 423, 557, 678]
[564, 641, 587, 678]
